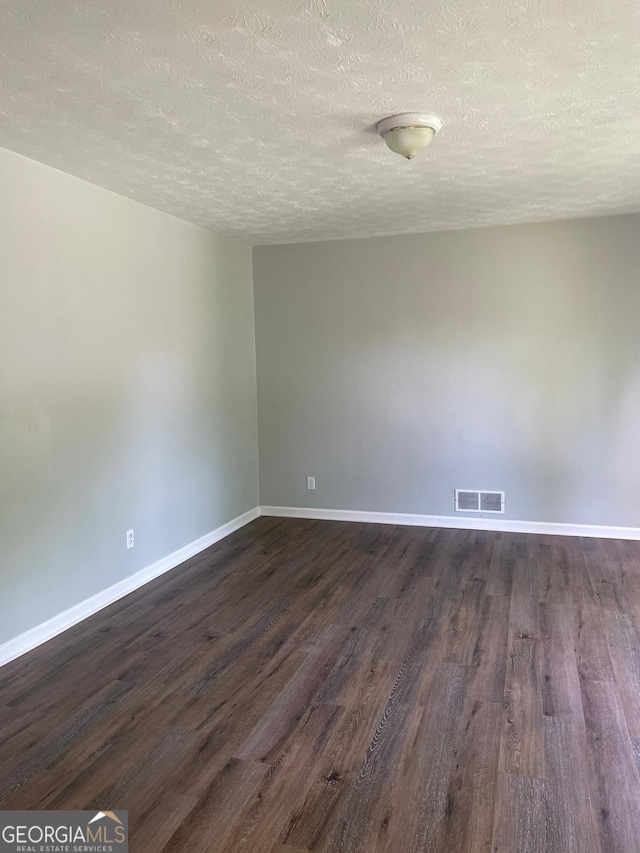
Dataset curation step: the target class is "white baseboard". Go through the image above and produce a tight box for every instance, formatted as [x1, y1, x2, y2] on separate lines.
[260, 505, 640, 541]
[4, 502, 638, 669]
[0, 506, 260, 669]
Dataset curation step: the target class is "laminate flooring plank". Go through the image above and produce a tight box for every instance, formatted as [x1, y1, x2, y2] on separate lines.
[540, 602, 584, 720]
[573, 603, 616, 683]
[499, 627, 544, 779]
[235, 639, 346, 764]
[580, 677, 640, 853]
[509, 552, 540, 639]
[127, 792, 198, 853]
[434, 698, 502, 853]
[315, 696, 415, 853]
[441, 575, 486, 666]
[222, 703, 340, 853]
[281, 659, 397, 850]
[162, 758, 267, 852]
[490, 772, 546, 853]
[485, 537, 516, 598]
[601, 610, 640, 738]
[467, 594, 510, 704]
[543, 714, 601, 853]
[375, 663, 468, 853]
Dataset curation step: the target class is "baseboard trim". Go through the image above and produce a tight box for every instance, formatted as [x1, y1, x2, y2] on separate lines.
[5, 502, 638, 668]
[260, 505, 640, 541]
[0, 506, 260, 668]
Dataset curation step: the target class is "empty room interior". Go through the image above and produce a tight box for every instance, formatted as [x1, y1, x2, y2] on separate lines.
[3, 1, 640, 851]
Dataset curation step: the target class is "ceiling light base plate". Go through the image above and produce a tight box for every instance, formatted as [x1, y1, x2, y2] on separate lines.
[376, 113, 443, 137]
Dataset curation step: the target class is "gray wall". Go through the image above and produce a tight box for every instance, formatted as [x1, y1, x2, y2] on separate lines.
[254, 216, 640, 527]
[0, 147, 259, 645]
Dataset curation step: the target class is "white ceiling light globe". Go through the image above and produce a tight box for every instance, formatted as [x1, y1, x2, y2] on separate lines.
[377, 113, 443, 160]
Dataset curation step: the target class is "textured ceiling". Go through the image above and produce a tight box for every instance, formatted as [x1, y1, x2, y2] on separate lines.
[2, 0, 640, 245]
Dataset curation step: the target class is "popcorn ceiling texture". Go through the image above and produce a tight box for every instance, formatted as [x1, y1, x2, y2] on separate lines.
[2, 0, 640, 245]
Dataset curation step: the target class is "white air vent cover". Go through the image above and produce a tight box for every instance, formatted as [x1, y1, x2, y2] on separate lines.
[455, 490, 505, 514]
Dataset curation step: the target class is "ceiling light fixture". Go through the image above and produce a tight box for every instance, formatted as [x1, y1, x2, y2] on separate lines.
[377, 113, 443, 160]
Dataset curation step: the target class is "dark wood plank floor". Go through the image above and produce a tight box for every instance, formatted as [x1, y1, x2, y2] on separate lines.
[3, 518, 640, 852]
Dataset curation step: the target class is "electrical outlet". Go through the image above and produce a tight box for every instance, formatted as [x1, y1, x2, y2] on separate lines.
[126, 529, 134, 549]
[306, 476, 316, 490]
